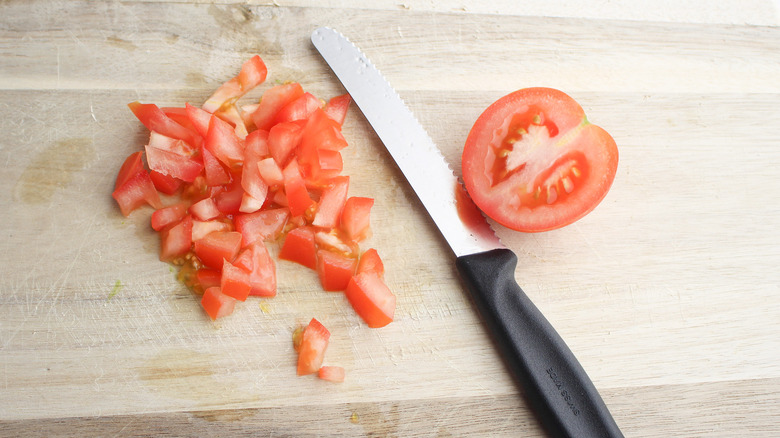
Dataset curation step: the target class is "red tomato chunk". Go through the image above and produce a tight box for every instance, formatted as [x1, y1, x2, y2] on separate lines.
[114, 55, 397, 381]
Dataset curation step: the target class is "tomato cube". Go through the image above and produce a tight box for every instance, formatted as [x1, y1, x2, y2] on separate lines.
[324, 94, 351, 126]
[345, 272, 396, 328]
[340, 196, 374, 242]
[279, 226, 317, 270]
[159, 215, 193, 262]
[357, 248, 384, 277]
[200, 287, 236, 320]
[317, 250, 357, 292]
[193, 231, 242, 270]
[220, 260, 251, 301]
[297, 318, 330, 376]
[234, 207, 290, 247]
[282, 160, 314, 217]
[251, 82, 304, 131]
[112, 164, 162, 217]
[151, 204, 187, 232]
[312, 176, 349, 229]
[190, 197, 221, 221]
[269, 121, 304, 167]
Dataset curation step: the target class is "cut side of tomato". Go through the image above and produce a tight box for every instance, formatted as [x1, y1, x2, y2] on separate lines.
[316, 250, 357, 292]
[112, 161, 162, 216]
[159, 215, 193, 262]
[461, 87, 618, 232]
[151, 204, 188, 231]
[234, 207, 290, 247]
[340, 196, 374, 242]
[193, 230, 242, 270]
[282, 159, 314, 217]
[201, 287, 237, 320]
[190, 197, 221, 221]
[345, 272, 396, 328]
[324, 94, 351, 126]
[274, 92, 321, 125]
[220, 259, 252, 301]
[317, 366, 345, 383]
[205, 115, 244, 167]
[357, 248, 384, 277]
[279, 226, 317, 270]
[268, 121, 304, 167]
[251, 82, 304, 131]
[128, 101, 202, 149]
[234, 242, 276, 297]
[196, 268, 222, 291]
[149, 170, 182, 195]
[297, 318, 330, 376]
[312, 176, 349, 228]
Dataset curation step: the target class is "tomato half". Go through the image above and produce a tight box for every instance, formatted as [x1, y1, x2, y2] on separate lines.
[461, 87, 618, 232]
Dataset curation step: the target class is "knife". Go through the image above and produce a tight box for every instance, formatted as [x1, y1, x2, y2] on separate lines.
[311, 27, 623, 438]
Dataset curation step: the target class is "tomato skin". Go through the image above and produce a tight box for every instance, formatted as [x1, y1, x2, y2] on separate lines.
[345, 272, 395, 328]
[462, 87, 618, 232]
[115, 151, 144, 190]
[316, 250, 357, 292]
[297, 318, 330, 376]
[200, 287, 236, 320]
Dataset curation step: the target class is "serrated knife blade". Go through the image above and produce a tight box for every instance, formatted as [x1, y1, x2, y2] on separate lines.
[311, 27, 623, 438]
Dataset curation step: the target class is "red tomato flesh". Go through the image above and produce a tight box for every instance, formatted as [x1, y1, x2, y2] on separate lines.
[462, 87, 618, 232]
[151, 204, 187, 231]
[357, 248, 384, 277]
[297, 318, 330, 376]
[318, 365, 345, 383]
[116, 55, 397, 354]
[340, 196, 374, 242]
[193, 230, 242, 270]
[316, 250, 357, 292]
[220, 259, 252, 301]
[345, 272, 396, 328]
[279, 226, 317, 270]
[201, 287, 236, 320]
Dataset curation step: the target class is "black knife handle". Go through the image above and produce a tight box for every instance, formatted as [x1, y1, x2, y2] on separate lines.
[456, 248, 623, 438]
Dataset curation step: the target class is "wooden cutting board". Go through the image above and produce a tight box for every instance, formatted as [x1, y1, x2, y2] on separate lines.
[2, 1, 779, 436]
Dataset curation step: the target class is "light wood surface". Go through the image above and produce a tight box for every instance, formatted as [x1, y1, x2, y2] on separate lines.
[2, 1, 779, 436]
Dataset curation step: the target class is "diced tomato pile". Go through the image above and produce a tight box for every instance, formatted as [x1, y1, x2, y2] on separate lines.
[112, 55, 397, 380]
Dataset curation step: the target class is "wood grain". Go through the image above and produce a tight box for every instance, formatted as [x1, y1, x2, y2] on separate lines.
[1, 1, 779, 436]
